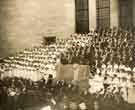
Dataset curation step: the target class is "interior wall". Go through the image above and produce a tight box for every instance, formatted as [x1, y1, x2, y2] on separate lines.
[0, 0, 75, 57]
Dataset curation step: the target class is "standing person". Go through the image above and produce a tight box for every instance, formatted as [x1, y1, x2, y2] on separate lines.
[0, 79, 6, 110]
[47, 74, 53, 91]
[7, 83, 17, 110]
[129, 44, 135, 74]
[1, 83, 8, 110]
[120, 77, 128, 102]
[18, 79, 26, 110]
[89, 44, 95, 69]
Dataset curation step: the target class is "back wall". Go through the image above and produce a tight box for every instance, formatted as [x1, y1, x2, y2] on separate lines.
[0, 0, 75, 57]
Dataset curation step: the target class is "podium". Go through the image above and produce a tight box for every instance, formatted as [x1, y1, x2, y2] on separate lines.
[56, 64, 89, 81]
[128, 88, 135, 104]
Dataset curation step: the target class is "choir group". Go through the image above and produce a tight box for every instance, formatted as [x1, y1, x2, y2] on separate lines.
[0, 28, 135, 110]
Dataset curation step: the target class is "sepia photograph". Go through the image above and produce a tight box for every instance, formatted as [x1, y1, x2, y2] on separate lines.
[0, 0, 135, 110]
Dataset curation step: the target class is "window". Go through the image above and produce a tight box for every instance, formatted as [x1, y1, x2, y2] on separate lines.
[119, 0, 133, 29]
[96, 0, 110, 29]
[75, 0, 89, 33]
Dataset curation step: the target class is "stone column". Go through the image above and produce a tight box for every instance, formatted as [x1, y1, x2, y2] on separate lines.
[110, 0, 119, 28]
[89, 0, 97, 29]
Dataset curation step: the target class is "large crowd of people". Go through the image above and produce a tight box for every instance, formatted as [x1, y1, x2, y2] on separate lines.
[0, 75, 93, 110]
[0, 43, 61, 80]
[0, 28, 135, 110]
[0, 75, 131, 110]
[61, 28, 135, 67]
